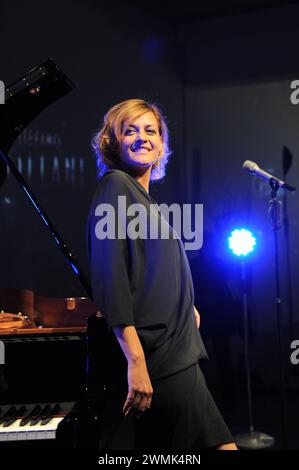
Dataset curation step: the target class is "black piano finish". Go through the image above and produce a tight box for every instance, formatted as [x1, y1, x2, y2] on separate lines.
[0, 331, 87, 405]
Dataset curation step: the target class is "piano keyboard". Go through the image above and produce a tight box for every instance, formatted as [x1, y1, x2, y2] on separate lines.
[0, 402, 75, 442]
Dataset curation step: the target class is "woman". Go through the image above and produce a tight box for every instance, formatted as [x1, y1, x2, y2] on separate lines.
[87, 98, 237, 450]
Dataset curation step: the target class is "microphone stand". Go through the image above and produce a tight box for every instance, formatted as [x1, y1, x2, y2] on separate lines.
[242, 160, 296, 449]
[268, 178, 287, 449]
[282, 164, 295, 345]
[235, 261, 275, 450]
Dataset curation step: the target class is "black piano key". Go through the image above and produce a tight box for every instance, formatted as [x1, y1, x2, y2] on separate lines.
[20, 404, 42, 426]
[30, 404, 51, 426]
[41, 403, 61, 425]
[2, 417, 18, 428]
[0, 406, 17, 425]
[40, 403, 55, 422]
[40, 404, 52, 419]
[2, 405, 26, 427]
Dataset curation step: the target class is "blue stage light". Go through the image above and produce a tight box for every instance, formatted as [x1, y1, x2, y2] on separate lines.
[228, 228, 256, 256]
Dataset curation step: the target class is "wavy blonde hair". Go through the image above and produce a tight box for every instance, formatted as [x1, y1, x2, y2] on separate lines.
[92, 98, 171, 181]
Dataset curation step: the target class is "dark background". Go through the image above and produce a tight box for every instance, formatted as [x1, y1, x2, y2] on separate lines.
[1, 0, 299, 448]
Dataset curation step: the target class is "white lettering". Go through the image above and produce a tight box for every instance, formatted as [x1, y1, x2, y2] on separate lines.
[290, 80, 299, 104]
[290, 340, 299, 365]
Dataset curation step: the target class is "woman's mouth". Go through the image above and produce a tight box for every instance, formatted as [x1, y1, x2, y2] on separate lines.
[131, 146, 151, 152]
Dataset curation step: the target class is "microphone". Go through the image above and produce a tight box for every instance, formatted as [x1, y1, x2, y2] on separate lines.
[242, 160, 296, 192]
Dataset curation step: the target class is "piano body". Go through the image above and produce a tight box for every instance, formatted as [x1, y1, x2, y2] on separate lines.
[0, 287, 101, 448]
[0, 61, 104, 449]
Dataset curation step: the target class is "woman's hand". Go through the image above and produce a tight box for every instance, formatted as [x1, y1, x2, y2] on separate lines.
[113, 325, 153, 418]
[123, 356, 153, 418]
[193, 305, 201, 329]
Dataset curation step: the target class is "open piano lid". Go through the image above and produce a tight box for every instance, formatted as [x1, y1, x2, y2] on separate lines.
[0, 59, 74, 185]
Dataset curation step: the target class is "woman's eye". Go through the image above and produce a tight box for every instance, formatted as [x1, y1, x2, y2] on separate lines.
[124, 128, 156, 136]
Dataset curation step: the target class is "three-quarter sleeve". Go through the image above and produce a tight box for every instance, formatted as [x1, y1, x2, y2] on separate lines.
[87, 172, 135, 329]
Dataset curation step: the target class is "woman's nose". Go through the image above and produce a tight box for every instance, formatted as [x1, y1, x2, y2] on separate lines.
[135, 134, 147, 143]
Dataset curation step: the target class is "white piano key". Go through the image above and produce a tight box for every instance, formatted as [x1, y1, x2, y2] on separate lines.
[0, 417, 64, 441]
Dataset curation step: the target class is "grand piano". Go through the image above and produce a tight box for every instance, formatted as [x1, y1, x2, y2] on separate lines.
[0, 60, 113, 449]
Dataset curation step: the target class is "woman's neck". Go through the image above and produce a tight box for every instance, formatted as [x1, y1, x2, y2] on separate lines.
[119, 164, 152, 193]
[135, 170, 151, 193]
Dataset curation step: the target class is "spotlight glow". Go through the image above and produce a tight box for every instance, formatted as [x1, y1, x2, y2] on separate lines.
[228, 229, 256, 256]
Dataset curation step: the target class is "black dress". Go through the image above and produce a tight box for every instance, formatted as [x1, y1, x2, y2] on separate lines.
[87, 169, 234, 449]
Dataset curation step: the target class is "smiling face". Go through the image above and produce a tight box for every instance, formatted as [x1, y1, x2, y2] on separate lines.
[119, 111, 163, 174]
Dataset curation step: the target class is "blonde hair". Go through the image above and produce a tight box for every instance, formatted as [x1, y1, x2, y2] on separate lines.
[92, 98, 171, 181]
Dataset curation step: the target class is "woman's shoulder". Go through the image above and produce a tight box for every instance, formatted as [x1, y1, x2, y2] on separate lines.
[99, 169, 133, 187]
[92, 169, 136, 204]
[96, 169, 131, 189]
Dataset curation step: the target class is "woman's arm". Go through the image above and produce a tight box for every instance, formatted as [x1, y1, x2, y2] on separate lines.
[193, 305, 201, 329]
[113, 325, 153, 417]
